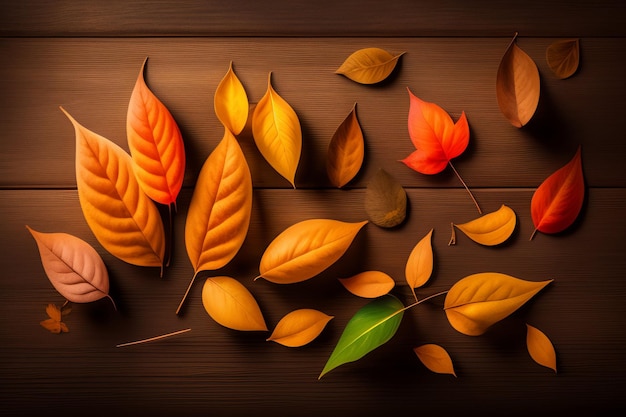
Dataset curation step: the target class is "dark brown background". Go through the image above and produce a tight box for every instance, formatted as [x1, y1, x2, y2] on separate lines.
[2, 1, 625, 415]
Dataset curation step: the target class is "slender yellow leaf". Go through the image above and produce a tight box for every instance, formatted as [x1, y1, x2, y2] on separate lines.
[267, 309, 333, 347]
[336, 47, 405, 84]
[257, 219, 368, 284]
[214, 61, 249, 135]
[444, 273, 553, 336]
[364, 168, 407, 228]
[546, 39, 580, 79]
[413, 344, 456, 377]
[339, 271, 395, 298]
[405, 229, 434, 300]
[202, 276, 267, 331]
[526, 324, 557, 372]
[252, 73, 301, 187]
[451, 204, 516, 246]
[327, 104, 364, 188]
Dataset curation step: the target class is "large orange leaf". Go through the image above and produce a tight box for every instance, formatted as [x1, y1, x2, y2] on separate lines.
[61, 107, 166, 270]
[127, 58, 185, 207]
[202, 276, 267, 331]
[214, 61, 249, 135]
[530, 146, 584, 239]
[326, 104, 364, 188]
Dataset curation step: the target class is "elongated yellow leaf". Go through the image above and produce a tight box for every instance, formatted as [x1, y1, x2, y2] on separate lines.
[257, 219, 368, 284]
[405, 229, 433, 300]
[444, 273, 553, 336]
[526, 324, 557, 372]
[327, 104, 364, 188]
[336, 47, 405, 84]
[214, 62, 249, 135]
[546, 39, 580, 79]
[413, 344, 456, 377]
[202, 276, 267, 331]
[450, 204, 516, 246]
[267, 309, 333, 347]
[61, 107, 165, 270]
[252, 73, 301, 187]
[339, 271, 395, 298]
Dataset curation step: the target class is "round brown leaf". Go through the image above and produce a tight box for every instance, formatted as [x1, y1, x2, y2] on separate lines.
[364, 169, 407, 228]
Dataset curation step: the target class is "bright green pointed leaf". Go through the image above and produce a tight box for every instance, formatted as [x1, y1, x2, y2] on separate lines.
[319, 294, 404, 378]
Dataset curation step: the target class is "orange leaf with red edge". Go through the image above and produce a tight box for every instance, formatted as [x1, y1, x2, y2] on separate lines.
[530, 146, 584, 239]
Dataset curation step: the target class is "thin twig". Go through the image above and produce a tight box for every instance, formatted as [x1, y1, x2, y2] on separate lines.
[449, 162, 482, 214]
[176, 272, 198, 315]
[116, 328, 191, 348]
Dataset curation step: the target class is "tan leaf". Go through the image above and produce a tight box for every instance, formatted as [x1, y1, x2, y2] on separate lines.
[364, 168, 407, 228]
[336, 47, 404, 84]
[267, 309, 333, 347]
[327, 104, 364, 188]
[405, 229, 434, 300]
[413, 344, 456, 377]
[546, 39, 580, 79]
[339, 271, 395, 298]
[450, 204, 516, 246]
[214, 61, 249, 135]
[202, 276, 267, 331]
[526, 324, 557, 372]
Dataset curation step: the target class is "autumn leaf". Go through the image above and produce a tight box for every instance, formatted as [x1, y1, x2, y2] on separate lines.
[256, 219, 368, 284]
[526, 324, 557, 372]
[327, 103, 364, 188]
[40, 303, 70, 334]
[252, 72, 302, 187]
[214, 61, 249, 135]
[413, 344, 456, 377]
[546, 39, 580, 79]
[267, 309, 333, 347]
[496, 33, 540, 127]
[339, 271, 395, 298]
[405, 229, 433, 301]
[319, 295, 404, 378]
[202, 276, 267, 331]
[364, 168, 407, 228]
[444, 273, 553, 336]
[61, 107, 166, 270]
[530, 146, 585, 240]
[336, 47, 404, 84]
[449, 204, 516, 246]
[127, 58, 186, 207]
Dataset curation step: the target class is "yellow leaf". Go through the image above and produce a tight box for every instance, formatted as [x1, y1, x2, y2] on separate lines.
[202, 276, 267, 331]
[413, 344, 456, 377]
[444, 273, 553, 336]
[339, 271, 395, 298]
[61, 107, 165, 270]
[526, 324, 557, 372]
[450, 204, 516, 246]
[405, 229, 434, 298]
[326, 104, 364, 188]
[496, 33, 540, 127]
[267, 309, 333, 347]
[257, 219, 368, 284]
[336, 47, 405, 84]
[252, 73, 301, 187]
[546, 39, 580, 80]
[214, 61, 249, 135]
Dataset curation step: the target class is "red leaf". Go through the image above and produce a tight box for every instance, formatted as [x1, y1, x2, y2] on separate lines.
[531, 146, 585, 239]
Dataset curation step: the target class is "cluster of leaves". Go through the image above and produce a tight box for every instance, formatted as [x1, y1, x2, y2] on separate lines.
[27, 36, 582, 378]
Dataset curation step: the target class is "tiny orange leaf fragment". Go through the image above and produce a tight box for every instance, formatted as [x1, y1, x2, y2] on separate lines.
[526, 324, 557, 372]
[267, 309, 333, 347]
[40, 303, 69, 334]
[413, 344, 456, 377]
[405, 229, 434, 301]
[202, 276, 267, 331]
[214, 61, 249, 135]
[336, 47, 404, 84]
[327, 104, 365, 188]
[546, 39, 580, 79]
[339, 271, 395, 298]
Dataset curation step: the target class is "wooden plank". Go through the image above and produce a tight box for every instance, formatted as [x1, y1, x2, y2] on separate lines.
[1, 0, 625, 37]
[1, 37, 625, 189]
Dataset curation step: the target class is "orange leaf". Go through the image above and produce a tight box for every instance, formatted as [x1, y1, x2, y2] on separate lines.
[335, 47, 404, 84]
[327, 104, 365, 188]
[214, 61, 249, 135]
[546, 39, 580, 80]
[202, 276, 267, 331]
[267, 309, 333, 347]
[530, 146, 585, 239]
[526, 324, 557, 372]
[40, 303, 69, 334]
[413, 344, 456, 376]
[45, 303, 62, 322]
[339, 271, 395, 298]
[405, 229, 434, 299]
[127, 58, 186, 206]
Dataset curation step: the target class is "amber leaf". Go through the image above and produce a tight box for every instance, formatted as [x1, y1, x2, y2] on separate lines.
[327, 104, 365, 188]
[413, 344, 456, 377]
[339, 271, 395, 298]
[336, 47, 404, 84]
[267, 309, 333, 347]
[546, 39, 580, 79]
[526, 324, 557, 372]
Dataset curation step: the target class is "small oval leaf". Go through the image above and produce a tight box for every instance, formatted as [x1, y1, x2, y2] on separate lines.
[452, 204, 516, 246]
[526, 324, 557, 372]
[327, 104, 365, 188]
[336, 47, 404, 84]
[202, 276, 267, 331]
[339, 271, 395, 298]
[405, 229, 434, 297]
[267, 309, 333, 347]
[546, 39, 580, 79]
[214, 61, 249, 135]
[364, 168, 407, 228]
[413, 344, 456, 377]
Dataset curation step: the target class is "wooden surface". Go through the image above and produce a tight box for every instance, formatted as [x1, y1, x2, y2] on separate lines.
[1, 1, 626, 415]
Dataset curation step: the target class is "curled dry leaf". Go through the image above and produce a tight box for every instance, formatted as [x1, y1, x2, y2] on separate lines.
[526, 324, 557, 372]
[496, 33, 541, 128]
[364, 168, 407, 228]
[256, 219, 368, 284]
[335, 47, 404, 84]
[267, 309, 334, 347]
[413, 344, 456, 377]
[339, 271, 395, 298]
[27, 226, 115, 307]
[327, 104, 364, 188]
[61, 107, 165, 270]
[405, 229, 434, 301]
[252, 72, 302, 187]
[40, 303, 70, 334]
[444, 272, 553, 336]
[202, 276, 267, 331]
[214, 61, 249, 135]
[546, 39, 580, 79]
[530, 146, 584, 240]
[450, 204, 516, 246]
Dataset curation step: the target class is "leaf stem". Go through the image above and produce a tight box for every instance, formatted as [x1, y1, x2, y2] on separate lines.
[449, 161, 482, 214]
[116, 328, 191, 348]
[176, 272, 199, 315]
[448, 222, 456, 246]
[529, 227, 538, 241]
[402, 290, 449, 312]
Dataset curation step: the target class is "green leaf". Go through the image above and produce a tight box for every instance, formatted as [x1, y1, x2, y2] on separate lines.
[319, 294, 404, 378]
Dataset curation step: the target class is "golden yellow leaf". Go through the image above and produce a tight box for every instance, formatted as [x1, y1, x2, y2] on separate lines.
[444, 273, 553, 336]
[202, 276, 267, 331]
[546, 39, 580, 80]
[327, 104, 364, 188]
[339, 271, 395, 298]
[526, 324, 557, 372]
[267, 309, 333, 347]
[336, 47, 405, 84]
[413, 344, 456, 377]
[496, 33, 540, 127]
[252, 73, 301, 187]
[61, 107, 165, 270]
[450, 204, 516, 246]
[257, 219, 368, 284]
[405, 229, 433, 300]
[214, 61, 249, 135]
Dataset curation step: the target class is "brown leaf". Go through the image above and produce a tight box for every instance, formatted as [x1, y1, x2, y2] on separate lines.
[546, 39, 580, 79]
[413, 344, 456, 376]
[339, 271, 395, 298]
[364, 168, 407, 228]
[327, 104, 364, 188]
